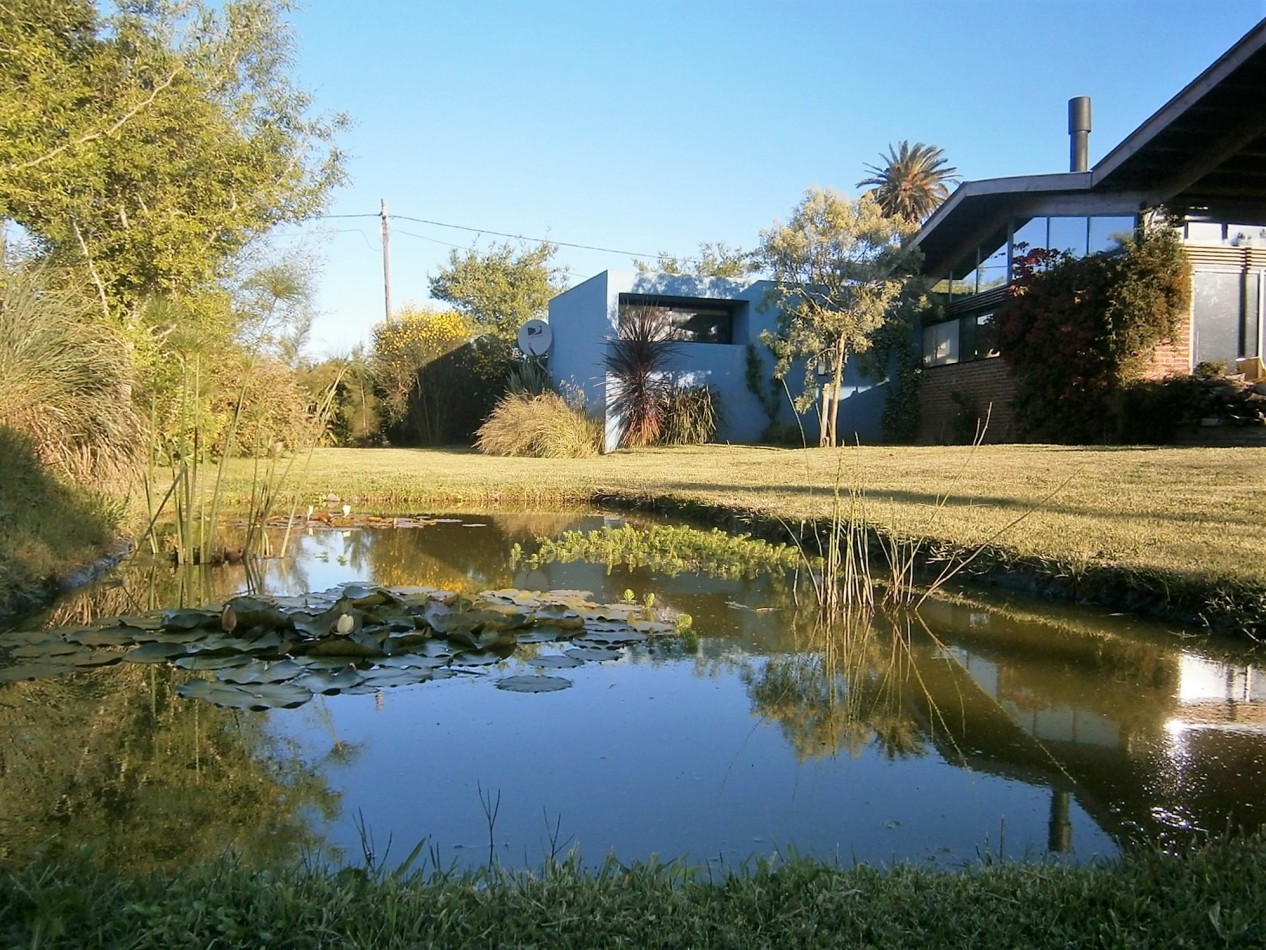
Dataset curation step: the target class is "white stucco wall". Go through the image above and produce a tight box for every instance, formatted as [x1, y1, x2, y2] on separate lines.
[546, 270, 889, 450]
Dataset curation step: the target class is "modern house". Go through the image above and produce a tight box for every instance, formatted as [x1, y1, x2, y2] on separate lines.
[547, 269, 888, 451]
[912, 18, 1266, 443]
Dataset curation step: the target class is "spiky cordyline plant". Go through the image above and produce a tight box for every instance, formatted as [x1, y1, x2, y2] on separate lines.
[603, 305, 680, 449]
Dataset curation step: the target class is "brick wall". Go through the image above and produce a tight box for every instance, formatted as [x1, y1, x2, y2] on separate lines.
[916, 358, 1017, 444]
[1143, 315, 1193, 379]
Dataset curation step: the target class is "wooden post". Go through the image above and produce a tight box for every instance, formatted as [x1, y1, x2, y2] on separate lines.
[380, 198, 393, 322]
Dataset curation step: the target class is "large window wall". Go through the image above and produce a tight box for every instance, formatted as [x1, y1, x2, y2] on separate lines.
[944, 214, 1136, 299]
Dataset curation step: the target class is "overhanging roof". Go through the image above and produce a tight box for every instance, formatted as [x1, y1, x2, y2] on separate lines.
[915, 18, 1266, 277]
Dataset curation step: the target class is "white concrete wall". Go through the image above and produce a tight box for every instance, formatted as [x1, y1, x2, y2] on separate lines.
[547, 270, 890, 449]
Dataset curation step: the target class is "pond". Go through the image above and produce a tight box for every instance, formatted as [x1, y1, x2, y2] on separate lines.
[2, 511, 1264, 876]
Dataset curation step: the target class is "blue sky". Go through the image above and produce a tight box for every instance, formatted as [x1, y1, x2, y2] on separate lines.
[279, 0, 1266, 356]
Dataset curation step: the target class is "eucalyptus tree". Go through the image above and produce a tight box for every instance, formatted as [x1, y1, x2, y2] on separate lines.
[635, 241, 757, 278]
[759, 189, 921, 447]
[856, 141, 959, 224]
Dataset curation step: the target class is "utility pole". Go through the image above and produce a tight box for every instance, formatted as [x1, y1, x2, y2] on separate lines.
[380, 198, 393, 322]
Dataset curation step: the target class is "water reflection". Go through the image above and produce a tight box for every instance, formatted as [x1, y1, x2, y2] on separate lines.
[3, 512, 1266, 871]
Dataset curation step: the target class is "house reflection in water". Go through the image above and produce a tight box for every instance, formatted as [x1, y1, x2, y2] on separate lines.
[915, 599, 1266, 851]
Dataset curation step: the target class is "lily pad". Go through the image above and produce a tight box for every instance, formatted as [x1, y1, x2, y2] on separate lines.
[124, 641, 191, 664]
[565, 646, 624, 663]
[358, 666, 433, 689]
[174, 653, 257, 671]
[65, 627, 145, 648]
[160, 608, 219, 631]
[9, 640, 83, 659]
[219, 659, 307, 686]
[495, 675, 572, 693]
[526, 654, 584, 669]
[296, 666, 366, 695]
[0, 659, 83, 682]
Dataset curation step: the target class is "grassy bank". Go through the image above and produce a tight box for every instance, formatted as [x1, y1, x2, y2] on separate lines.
[0, 429, 124, 622]
[212, 444, 1266, 636]
[4, 835, 1264, 948]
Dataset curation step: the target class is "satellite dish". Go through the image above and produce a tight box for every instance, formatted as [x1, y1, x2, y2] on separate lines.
[517, 319, 553, 356]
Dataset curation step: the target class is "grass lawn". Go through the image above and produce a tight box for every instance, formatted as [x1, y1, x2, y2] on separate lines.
[5, 836, 1265, 948]
[213, 443, 1266, 635]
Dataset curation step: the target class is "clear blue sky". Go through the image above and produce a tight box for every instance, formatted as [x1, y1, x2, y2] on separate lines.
[277, 0, 1266, 356]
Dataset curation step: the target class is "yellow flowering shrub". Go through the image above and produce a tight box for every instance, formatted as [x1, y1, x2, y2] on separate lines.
[370, 306, 474, 425]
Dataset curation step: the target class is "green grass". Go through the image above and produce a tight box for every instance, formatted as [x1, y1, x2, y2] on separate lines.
[0, 428, 123, 622]
[207, 443, 1266, 635]
[3, 834, 1265, 948]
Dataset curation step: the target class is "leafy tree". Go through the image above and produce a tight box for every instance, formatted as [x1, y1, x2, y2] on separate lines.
[857, 141, 958, 224]
[428, 241, 566, 343]
[758, 189, 921, 447]
[635, 241, 756, 278]
[0, 0, 347, 319]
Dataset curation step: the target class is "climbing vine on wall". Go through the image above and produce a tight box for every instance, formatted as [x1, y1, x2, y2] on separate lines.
[994, 224, 1191, 443]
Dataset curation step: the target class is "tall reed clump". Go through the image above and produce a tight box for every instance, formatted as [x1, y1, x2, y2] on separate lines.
[476, 391, 602, 458]
[0, 264, 141, 483]
[661, 384, 720, 445]
[141, 361, 342, 565]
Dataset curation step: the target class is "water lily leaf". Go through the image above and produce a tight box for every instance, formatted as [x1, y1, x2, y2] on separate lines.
[526, 654, 584, 669]
[223, 597, 291, 631]
[174, 653, 256, 671]
[161, 608, 219, 631]
[358, 666, 432, 688]
[576, 627, 648, 645]
[0, 659, 82, 682]
[373, 654, 449, 671]
[446, 628, 513, 652]
[297, 666, 366, 695]
[450, 651, 507, 668]
[564, 646, 623, 663]
[198, 681, 313, 711]
[175, 678, 217, 701]
[70, 652, 124, 669]
[115, 614, 165, 631]
[340, 583, 388, 606]
[10, 640, 82, 658]
[531, 608, 585, 629]
[513, 625, 579, 645]
[124, 641, 190, 664]
[298, 638, 383, 659]
[495, 675, 572, 693]
[65, 627, 145, 648]
[220, 659, 307, 686]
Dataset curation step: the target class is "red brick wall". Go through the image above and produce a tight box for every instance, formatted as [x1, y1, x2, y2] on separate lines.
[917, 358, 1018, 444]
[1143, 316, 1193, 380]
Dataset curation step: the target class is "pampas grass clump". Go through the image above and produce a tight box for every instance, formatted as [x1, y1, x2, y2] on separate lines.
[476, 392, 602, 458]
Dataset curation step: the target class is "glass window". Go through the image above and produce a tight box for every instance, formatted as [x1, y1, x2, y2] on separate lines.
[923, 321, 960, 366]
[617, 296, 735, 345]
[1192, 271, 1243, 370]
[1185, 222, 1225, 244]
[974, 313, 999, 359]
[977, 243, 1009, 291]
[1049, 217, 1089, 257]
[1088, 216, 1135, 254]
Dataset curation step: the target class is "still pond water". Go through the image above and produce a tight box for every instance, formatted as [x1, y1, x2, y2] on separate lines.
[2, 511, 1265, 875]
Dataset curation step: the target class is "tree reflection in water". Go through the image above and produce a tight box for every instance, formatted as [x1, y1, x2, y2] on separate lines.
[745, 611, 926, 762]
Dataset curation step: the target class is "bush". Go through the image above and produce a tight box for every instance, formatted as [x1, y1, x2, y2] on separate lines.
[0, 265, 140, 483]
[476, 392, 602, 458]
[661, 385, 720, 445]
[995, 226, 1190, 443]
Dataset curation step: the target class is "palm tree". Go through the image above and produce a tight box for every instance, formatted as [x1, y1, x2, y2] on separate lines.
[857, 141, 959, 224]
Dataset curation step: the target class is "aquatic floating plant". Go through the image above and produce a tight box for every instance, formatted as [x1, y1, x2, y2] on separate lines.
[0, 584, 680, 709]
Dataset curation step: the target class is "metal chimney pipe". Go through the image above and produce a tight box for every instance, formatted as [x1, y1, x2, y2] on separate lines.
[1068, 96, 1092, 172]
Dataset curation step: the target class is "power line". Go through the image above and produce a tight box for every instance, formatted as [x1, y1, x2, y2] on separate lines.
[310, 210, 659, 259]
